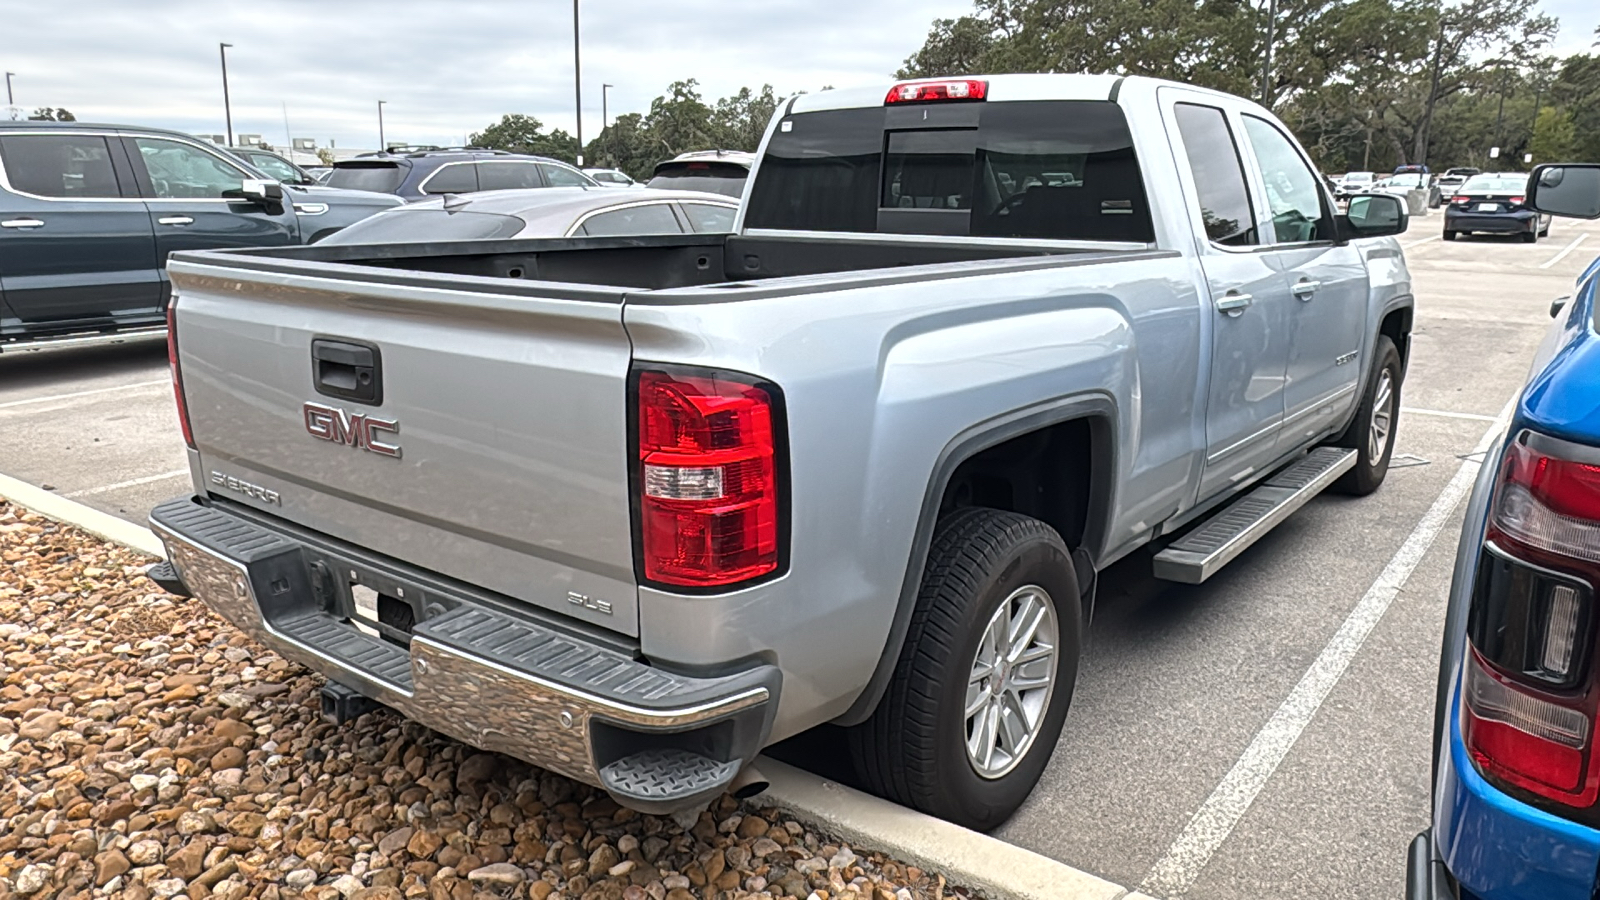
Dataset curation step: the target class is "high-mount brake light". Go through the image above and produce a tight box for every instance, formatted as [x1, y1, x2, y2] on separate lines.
[167, 303, 195, 450]
[1463, 431, 1600, 809]
[634, 368, 781, 588]
[885, 79, 988, 105]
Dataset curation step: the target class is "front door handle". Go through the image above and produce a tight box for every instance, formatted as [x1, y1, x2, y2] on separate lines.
[1215, 292, 1254, 315]
[157, 216, 195, 226]
[1291, 279, 1322, 299]
[0, 218, 44, 229]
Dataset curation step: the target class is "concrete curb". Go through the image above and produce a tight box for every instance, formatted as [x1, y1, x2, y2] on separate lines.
[751, 757, 1136, 900]
[0, 470, 165, 559]
[0, 472, 1135, 900]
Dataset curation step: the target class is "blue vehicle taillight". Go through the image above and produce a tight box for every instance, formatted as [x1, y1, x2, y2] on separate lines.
[1464, 431, 1600, 811]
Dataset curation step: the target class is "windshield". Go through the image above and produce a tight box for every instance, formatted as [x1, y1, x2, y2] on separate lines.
[327, 162, 405, 193]
[647, 163, 747, 197]
[1461, 173, 1528, 193]
[316, 209, 524, 244]
[744, 99, 1153, 243]
[1384, 174, 1426, 188]
[246, 153, 310, 184]
[1343, 173, 1374, 183]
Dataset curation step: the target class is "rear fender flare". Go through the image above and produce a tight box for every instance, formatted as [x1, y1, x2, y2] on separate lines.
[833, 392, 1118, 727]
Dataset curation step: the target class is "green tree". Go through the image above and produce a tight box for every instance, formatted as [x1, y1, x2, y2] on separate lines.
[710, 85, 780, 151]
[896, 16, 999, 78]
[470, 114, 580, 162]
[1526, 106, 1578, 163]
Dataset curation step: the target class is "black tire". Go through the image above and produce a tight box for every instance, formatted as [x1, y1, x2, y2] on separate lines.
[1540, 220, 1551, 237]
[1331, 335, 1402, 495]
[1442, 230, 1456, 241]
[1522, 228, 1539, 244]
[848, 508, 1081, 831]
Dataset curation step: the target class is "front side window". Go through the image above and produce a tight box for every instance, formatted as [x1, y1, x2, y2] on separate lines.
[421, 162, 478, 194]
[540, 164, 592, 187]
[478, 161, 543, 191]
[246, 153, 303, 184]
[134, 138, 248, 199]
[1240, 116, 1332, 244]
[0, 134, 122, 198]
[1172, 104, 1257, 247]
[576, 203, 683, 236]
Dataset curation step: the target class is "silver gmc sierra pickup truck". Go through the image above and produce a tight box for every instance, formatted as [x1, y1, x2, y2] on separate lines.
[146, 74, 1414, 830]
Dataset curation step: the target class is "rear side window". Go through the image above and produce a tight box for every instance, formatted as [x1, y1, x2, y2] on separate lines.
[646, 163, 749, 198]
[421, 162, 478, 194]
[328, 162, 405, 193]
[540, 164, 591, 187]
[478, 161, 544, 190]
[0, 134, 122, 198]
[1172, 104, 1258, 247]
[576, 203, 683, 236]
[745, 100, 1154, 242]
[317, 209, 525, 245]
[681, 202, 737, 233]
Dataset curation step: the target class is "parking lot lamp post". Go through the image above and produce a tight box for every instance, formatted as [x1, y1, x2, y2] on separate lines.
[573, 0, 583, 166]
[219, 44, 234, 146]
[378, 100, 386, 151]
[4, 73, 13, 106]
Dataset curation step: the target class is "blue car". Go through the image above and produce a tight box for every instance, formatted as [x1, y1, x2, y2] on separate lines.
[1412, 163, 1600, 900]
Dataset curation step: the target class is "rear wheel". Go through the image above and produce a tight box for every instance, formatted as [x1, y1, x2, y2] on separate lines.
[1442, 230, 1457, 241]
[1539, 218, 1551, 237]
[1331, 335, 1402, 496]
[848, 508, 1080, 831]
[1522, 228, 1539, 244]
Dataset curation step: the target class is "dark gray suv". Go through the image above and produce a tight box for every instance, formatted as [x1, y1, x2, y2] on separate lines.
[0, 121, 401, 346]
[325, 148, 599, 201]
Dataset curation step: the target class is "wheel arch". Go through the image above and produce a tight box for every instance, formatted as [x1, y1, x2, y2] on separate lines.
[833, 393, 1117, 727]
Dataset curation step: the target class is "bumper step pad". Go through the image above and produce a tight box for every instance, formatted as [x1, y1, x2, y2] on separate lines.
[600, 748, 741, 808]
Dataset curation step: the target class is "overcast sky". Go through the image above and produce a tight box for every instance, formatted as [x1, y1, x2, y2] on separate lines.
[2, 0, 1595, 153]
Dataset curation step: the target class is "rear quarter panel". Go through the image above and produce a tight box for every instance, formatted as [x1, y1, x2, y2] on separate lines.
[625, 252, 1206, 737]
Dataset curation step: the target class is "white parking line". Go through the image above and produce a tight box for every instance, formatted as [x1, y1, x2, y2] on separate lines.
[1401, 406, 1500, 423]
[0, 379, 168, 412]
[1540, 233, 1590, 269]
[63, 470, 189, 499]
[1402, 235, 1441, 250]
[1138, 396, 1514, 899]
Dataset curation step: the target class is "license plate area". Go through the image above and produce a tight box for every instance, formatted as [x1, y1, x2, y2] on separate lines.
[321, 560, 430, 647]
[1477, 202, 1499, 212]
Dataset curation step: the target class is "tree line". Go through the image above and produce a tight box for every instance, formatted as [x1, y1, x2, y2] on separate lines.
[896, 0, 1599, 174]
[470, 81, 782, 179]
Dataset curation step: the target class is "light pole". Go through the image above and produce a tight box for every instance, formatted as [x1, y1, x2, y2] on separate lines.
[4, 73, 13, 106]
[602, 84, 612, 132]
[572, 0, 583, 166]
[377, 100, 386, 151]
[1260, 0, 1276, 106]
[219, 43, 234, 146]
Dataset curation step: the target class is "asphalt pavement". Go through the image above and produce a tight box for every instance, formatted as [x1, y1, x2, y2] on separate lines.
[0, 213, 1596, 900]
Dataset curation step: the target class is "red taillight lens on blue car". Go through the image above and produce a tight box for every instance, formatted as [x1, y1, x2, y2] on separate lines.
[634, 366, 783, 589]
[1464, 432, 1600, 807]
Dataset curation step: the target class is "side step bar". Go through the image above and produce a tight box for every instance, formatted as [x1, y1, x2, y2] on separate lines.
[1153, 447, 1358, 584]
[0, 325, 167, 355]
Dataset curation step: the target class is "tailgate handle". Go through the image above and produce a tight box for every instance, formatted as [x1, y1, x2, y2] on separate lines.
[311, 338, 383, 405]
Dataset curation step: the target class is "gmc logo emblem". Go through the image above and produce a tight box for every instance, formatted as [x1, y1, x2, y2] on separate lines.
[303, 401, 402, 459]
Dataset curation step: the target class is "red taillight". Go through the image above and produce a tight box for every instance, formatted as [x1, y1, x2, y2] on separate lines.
[167, 303, 195, 449]
[1510, 196, 1525, 206]
[885, 79, 988, 105]
[1464, 432, 1600, 809]
[635, 368, 781, 588]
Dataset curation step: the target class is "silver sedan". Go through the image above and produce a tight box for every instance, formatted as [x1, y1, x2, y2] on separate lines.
[317, 187, 738, 244]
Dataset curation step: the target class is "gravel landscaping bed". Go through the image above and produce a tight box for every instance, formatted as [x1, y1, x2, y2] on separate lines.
[0, 502, 966, 900]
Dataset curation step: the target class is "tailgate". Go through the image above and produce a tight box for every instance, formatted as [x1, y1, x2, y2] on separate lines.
[167, 256, 641, 636]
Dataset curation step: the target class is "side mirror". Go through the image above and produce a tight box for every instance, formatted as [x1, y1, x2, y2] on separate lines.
[240, 179, 285, 206]
[1527, 164, 1600, 219]
[1551, 295, 1570, 319]
[1341, 193, 1409, 240]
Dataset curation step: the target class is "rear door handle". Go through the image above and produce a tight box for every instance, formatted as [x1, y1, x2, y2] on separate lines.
[1215, 292, 1254, 315]
[0, 218, 44, 229]
[157, 216, 195, 226]
[1291, 279, 1321, 299]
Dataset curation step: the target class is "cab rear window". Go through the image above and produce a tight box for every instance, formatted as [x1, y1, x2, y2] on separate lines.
[745, 100, 1154, 243]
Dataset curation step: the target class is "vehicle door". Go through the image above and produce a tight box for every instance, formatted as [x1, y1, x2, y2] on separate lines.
[569, 201, 686, 237]
[122, 135, 297, 298]
[0, 130, 162, 328]
[1234, 115, 1369, 454]
[1161, 93, 1294, 500]
[678, 201, 738, 233]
